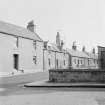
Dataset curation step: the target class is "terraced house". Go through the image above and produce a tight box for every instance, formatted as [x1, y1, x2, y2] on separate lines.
[0, 20, 101, 77]
[43, 32, 69, 70]
[0, 21, 44, 75]
[0, 21, 69, 76]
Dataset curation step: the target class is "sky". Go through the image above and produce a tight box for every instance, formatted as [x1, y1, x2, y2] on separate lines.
[0, 0, 105, 52]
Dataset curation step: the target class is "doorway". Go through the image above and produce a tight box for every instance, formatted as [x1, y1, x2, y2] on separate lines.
[13, 54, 19, 70]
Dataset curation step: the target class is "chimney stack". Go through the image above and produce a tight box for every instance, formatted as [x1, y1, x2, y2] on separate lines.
[60, 40, 64, 50]
[44, 41, 48, 49]
[92, 48, 95, 54]
[27, 20, 35, 32]
[72, 41, 77, 50]
[82, 46, 86, 52]
[56, 32, 61, 50]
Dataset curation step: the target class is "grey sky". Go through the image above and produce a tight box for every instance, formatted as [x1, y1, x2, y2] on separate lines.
[0, 0, 105, 52]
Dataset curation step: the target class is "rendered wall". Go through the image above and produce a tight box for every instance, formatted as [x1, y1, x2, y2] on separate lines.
[71, 56, 98, 69]
[43, 50, 69, 71]
[0, 33, 17, 74]
[0, 33, 44, 75]
[19, 38, 43, 72]
[56, 52, 69, 69]
[43, 50, 55, 71]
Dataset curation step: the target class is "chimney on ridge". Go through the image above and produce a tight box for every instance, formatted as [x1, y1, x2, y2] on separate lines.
[82, 46, 86, 52]
[56, 32, 61, 50]
[72, 41, 77, 50]
[60, 40, 64, 50]
[27, 20, 35, 32]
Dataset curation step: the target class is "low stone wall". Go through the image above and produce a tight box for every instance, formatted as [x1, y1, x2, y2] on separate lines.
[49, 69, 105, 83]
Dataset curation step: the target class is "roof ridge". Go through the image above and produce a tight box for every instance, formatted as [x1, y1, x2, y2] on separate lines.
[0, 20, 43, 41]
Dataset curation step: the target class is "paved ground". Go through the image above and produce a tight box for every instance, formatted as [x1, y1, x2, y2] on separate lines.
[0, 71, 105, 105]
[24, 80, 105, 88]
[0, 86, 105, 105]
[0, 71, 49, 85]
[0, 81, 105, 105]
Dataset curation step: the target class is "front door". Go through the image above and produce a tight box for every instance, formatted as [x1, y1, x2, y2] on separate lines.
[13, 54, 19, 70]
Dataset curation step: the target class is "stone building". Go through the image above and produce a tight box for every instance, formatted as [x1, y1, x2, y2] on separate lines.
[0, 20, 44, 75]
[0, 21, 69, 76]
[0, 20, 101, 77]
[67, 43, 98, 69]
[43, 32, 69, 71]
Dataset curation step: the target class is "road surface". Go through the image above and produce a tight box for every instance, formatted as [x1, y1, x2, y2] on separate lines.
[0, 71, 105, 105]
[0, 82, 105, 105]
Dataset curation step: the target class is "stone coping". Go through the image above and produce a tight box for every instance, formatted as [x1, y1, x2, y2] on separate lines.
[24, 80, 105, 88]
[49, 69, 105, 72]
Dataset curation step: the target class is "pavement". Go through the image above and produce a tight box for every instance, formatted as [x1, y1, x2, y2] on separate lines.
[0, 71, 49, 85]
[24, 80, 105, 88]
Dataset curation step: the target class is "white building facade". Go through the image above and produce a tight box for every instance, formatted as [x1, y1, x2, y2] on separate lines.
[0, 21, 99, 76]
[43, 32, 69, 71]
[67, 44, 99, 69]
[0, 21, 44, 75]
[43, 46, 69, 71]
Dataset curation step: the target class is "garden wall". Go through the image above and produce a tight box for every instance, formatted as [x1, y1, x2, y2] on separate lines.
[49, 69, 105, 83]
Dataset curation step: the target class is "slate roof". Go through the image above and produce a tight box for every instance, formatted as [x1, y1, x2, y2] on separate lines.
[47, 43, 59, 51]
[47, 43, 67, 53]
[67, 49, 90, 58]
[47, 44, 58, 52]
[86, 52, 98, 59]
[0, 21, 43, 41]
[67, 48, 98, 59]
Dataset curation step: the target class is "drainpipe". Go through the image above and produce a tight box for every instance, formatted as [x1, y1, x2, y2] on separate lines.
[43, 49, 45, 71]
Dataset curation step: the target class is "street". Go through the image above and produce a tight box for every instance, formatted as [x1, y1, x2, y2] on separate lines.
[0, 82, 105, 105]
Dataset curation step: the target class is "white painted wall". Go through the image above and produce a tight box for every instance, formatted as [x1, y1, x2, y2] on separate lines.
[56, 52, 69, 69]
[0, 33, 17, 74]
[71, 56, 98, 69]
[44, 50, 69, 70]
[0, 33, 98, 76]
[19, 38, 43, 72]
[71, 57, 89, 69]
[43, 50, 55, 71]
[88, 59, 99, 69]
[0, 33, 44, 75]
